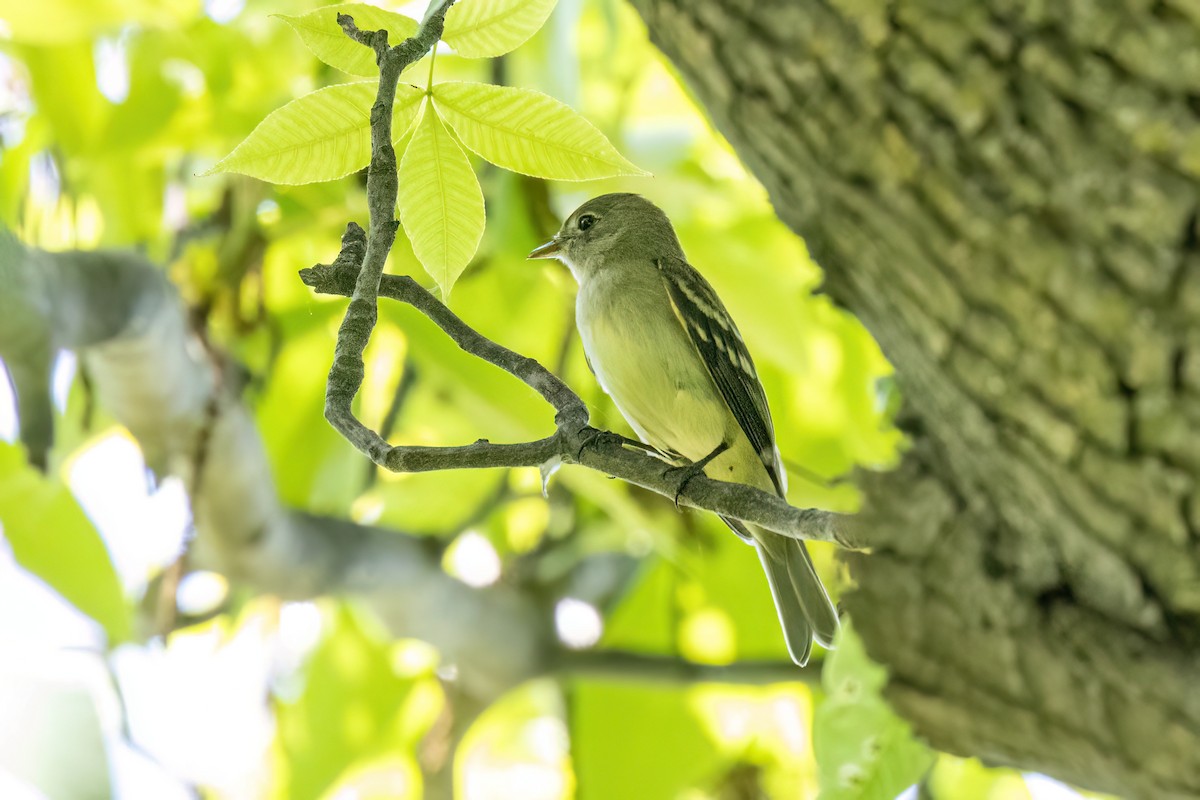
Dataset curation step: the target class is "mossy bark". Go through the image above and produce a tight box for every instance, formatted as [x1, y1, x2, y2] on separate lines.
[631, 1, 1200, 796]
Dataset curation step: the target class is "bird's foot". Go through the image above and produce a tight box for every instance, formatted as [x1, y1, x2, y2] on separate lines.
[572, 426, 623, 461]
[572, 427, 661, 462]
[661, 441, 729, 509]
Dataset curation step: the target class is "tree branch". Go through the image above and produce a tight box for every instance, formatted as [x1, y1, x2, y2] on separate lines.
[323, 1, 458, 464]
[300, 241, 855, 549]
[553, 650, 820, 687]
[309, 2, 858, 550]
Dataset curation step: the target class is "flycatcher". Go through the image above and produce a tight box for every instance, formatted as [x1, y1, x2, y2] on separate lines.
[528, 193, 839, 665]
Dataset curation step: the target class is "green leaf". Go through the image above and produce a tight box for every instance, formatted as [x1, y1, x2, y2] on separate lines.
[257, 326, 366, 511]
[16, 42, 109, 156]
[601, 559, 677, 652]
[573, 682, 720, 800]
[814, 621, 933, 800]
[927, 756, 1033, 800]
[432, 81, 648, 181]
[0, 442, 131, 643]
[397, 103, 486, 297]
[276, 4, 420, 77]
[206, 82, 425, 185]
[275, 604, 438, 800]
[442, 0, 559, 58]
[0, 0, 196, 44]
[0, 675, 110, 796]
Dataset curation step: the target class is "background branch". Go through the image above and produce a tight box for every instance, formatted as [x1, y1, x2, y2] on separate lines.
[554, 650, 819, 687]
[2, 228, 822, 702]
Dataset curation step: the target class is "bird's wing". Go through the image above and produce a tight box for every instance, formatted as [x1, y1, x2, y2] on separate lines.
[655, 256, 786, 496]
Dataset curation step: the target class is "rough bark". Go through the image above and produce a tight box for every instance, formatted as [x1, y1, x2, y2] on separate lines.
[631, 1, 1200, 796]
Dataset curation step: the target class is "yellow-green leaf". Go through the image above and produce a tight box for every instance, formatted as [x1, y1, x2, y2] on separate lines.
[275, 605, 439, 800]
[0, 0, 195, 44]
[815, 621, 934, 800]
[275, 3, 420, 77]
[398, 104, 486, 297]
[432, 81, 648, 181]
[206, 82, 425, 185]
[442, 0, 558, 58]
[0, 442, 131, 643]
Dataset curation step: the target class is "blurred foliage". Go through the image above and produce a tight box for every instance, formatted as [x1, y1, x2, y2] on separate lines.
[0, 440, 131, 642]
[272, 605, 441, 800]
[0, 1, 1107, 799]
[814, 622, 932, 800]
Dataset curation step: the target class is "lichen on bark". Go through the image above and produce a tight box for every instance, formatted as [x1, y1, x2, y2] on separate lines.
[631, 0, 1200, 795]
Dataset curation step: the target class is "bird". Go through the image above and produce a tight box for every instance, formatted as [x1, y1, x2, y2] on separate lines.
[528, 192, 839, 665]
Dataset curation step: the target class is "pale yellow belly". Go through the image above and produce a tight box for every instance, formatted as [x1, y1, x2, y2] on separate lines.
[575, 276, 779, 495]
[579, 301, 727, 462]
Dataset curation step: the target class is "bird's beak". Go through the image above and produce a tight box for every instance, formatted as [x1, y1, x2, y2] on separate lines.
[527, 237, 561, 260]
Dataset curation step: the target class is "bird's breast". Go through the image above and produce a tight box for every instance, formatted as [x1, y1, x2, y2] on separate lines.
[576, 278, 727, 461]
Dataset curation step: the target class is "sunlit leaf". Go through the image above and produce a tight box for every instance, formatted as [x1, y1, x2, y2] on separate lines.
[0, 674, 110, 795]
[397, 103, 485, 297]
[0, 116, 44, 222]
[456, 680, 572, 797]
[368, 470, 504, 534]
[432, 81, 648, 180]
[274, 604, 440, 800]
[0, 0, 197, 44]
[319, 753, 422, 800]
[206, 82, 425, 185]
[257, 326, 365, 511]
[442, 0, 558, 58]
[16, 42, 109, 156]
[276, 3, 420, 77]
[103, 36, 184, 154]
[928, 755, 1033, 800]
[679, 606, 737, 664]
[573, 682, 718, 800]
[814, 621, 933, 800]
[503, 496, 549, 552]
[602, 559, 677, 652]
[0, 442, 131, 643]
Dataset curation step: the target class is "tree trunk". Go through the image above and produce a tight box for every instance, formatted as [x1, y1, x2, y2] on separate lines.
[630, 1, 1200, 796]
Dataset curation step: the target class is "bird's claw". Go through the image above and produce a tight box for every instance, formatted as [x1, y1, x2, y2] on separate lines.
[660, 441, 729, 509]
[662, 461, 708, 509]
[572, 427, 657, 462]
[572, 426, 618, 461]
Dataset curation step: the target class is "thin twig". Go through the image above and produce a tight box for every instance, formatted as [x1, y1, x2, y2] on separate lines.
[322, 2, 459, 465]
[362, 358, 419, 491]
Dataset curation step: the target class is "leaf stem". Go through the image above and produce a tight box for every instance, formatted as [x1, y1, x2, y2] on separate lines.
[426, 44, 438, 94]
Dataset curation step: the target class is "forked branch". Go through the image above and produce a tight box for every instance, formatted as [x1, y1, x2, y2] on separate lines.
[308, 4, 854, 549]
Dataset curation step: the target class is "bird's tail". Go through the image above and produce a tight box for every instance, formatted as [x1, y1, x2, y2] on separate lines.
[751, 525, 840, 666]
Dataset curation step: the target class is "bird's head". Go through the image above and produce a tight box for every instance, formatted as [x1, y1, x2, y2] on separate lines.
[527, 193, 682, 279]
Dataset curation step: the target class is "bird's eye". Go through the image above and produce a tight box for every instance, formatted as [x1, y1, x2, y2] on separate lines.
[577, 214, 596, 231]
